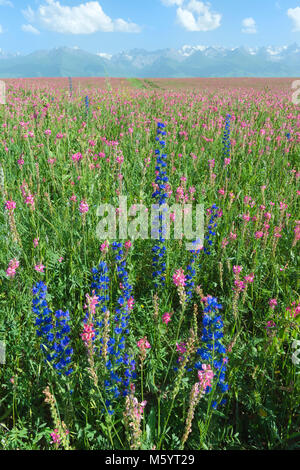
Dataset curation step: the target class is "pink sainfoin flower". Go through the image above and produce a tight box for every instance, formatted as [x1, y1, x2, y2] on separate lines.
[173, 268, 186, 287]
[234, 279, 246, 291]
[127, 297, 135, 311]
[35, 264, 45, 273]
[197, 364, 214, 390]
[81, 323, 95, 346]
[6, 259, 20, 278]
[170, 212, 176, 222]
[233, 265, 243, 275]
[85, 293, 99, 316]
[79, 200, 89, 214]
[269, 298, 277, 309]
[58, 257, 64, 263]
[255, 231, 264, 239]
[244, 272, 255, 283]
[292, 221, 300, 246]
[100, 240, 109, 253]
[33, 237, 39, 247]
[70, 194, 77, 202]
[176, 341, 187, 362]
[137, 336, 151, 351]
[162, 312, 173, 325]
[137, 336, 151, 363]
[5, 200, 16, 212]
[221, 238, 228, 248]
[71, 152, 82, 162]
[286, 301, 300, 318]
[25, 194, 35, 209]
[274, 226, 282, 238]
[50, 429, 61, 446]
[264, 212, 272, 220]
[124, 240, 132, 250]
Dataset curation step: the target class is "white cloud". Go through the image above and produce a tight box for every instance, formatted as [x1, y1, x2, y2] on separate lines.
[176, 1, 221, 31]
[241, 17, 257, 34]
[22, 24, 40, 34]
[96, 52, 112, 60]
[22, 0, 141, 35]
[287, 7, 300, 31]
[161, 0, 184, 6]
[0, 24, 3, 33]
[0, 0, 13, 7]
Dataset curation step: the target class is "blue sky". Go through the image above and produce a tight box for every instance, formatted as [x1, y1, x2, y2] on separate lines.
[0, 0, 300, 55]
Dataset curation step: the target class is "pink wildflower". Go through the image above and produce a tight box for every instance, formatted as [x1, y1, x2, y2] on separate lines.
[6, 259, 20, 278]
[255, 231, 264, 239]
[244, 273, 254, 283]
[50, 429, 61, 446]
[81, 323, 95, 345]
[162, 312, 173, 325]
[137, 337, 151, 351]
[34, 264, 45, 273]
[233, 265, 243, 274]
[198, 364, 214, 390]
[100, 240, 109, 253]
[79, 200, 89, 214]
[5, 200, 16, 212]
[173, 268, 186, 287]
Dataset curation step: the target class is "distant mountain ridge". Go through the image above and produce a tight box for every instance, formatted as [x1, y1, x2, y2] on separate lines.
[0, 44, 299, 78]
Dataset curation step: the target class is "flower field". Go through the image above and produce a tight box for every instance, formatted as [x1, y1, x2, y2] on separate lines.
[0, 77, 299, 450]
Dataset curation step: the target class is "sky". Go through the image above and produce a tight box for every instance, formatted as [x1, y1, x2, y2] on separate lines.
[0, 0, 300, 55]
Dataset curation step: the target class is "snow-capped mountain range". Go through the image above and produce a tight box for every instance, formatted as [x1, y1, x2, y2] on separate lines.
[0, 44, 299, 78]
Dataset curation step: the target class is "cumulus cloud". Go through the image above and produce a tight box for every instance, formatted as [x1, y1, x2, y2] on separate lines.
[22, 24, 40, 34]
[161, 0, 184, 6]
[176, 0, 221, 32]
[22, 0, 141, 35]
[241, 17, 257, 34]
[287, 7, 300, 31]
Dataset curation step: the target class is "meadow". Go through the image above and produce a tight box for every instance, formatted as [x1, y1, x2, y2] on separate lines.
[0, 77, 299, 450]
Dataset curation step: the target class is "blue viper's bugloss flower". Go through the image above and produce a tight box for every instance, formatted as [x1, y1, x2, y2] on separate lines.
[203, 204, 221, 256]
[152, 122, 169, 289]
[91, 243, 136, 414]
[222, 114, 231, 166]
[185, 239, 202, 302]
[85, 95, 89, 113]
[32, 282, 73, 376]
[195, 296, 228, 408]
[91, 261, 110, 315]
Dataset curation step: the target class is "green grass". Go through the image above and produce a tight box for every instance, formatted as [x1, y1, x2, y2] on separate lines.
[0, 80, 299, 450]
